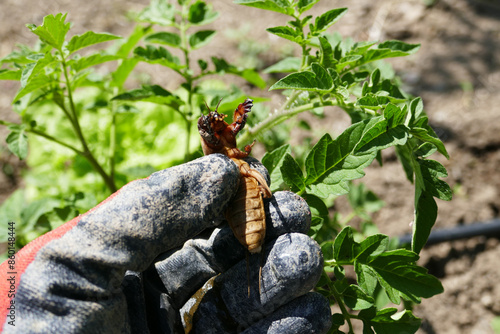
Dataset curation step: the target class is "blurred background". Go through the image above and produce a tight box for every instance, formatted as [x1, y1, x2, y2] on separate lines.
[1, 0, 499, 333]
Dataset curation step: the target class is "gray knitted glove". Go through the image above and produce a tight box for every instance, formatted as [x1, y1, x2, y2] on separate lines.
[2, 154, 331, 333]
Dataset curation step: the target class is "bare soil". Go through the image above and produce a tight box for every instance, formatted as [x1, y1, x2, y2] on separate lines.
[1, 0, 500, 333]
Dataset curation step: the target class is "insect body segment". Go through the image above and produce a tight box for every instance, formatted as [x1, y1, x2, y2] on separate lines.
[197, 99, 271, 255]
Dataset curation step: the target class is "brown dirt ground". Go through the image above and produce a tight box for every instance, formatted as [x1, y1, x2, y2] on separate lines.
[1, 0, 500, 333]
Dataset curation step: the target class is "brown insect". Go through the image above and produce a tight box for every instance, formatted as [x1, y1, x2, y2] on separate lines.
[198, 98, 272, 295]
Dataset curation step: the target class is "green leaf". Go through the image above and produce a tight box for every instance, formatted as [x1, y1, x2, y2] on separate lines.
[262, 144, 291, 191]
[410, 126, 449, 159]
[318, 36, 335, 69]
[138, 0, 175, 26]
[333, 226, 355, 262]
[343, 284, 375, 310]
[6, 127, 28, 160]
[210, 57, 266, 88]
[280, 153, 305, 193]
[304, 194, 329, 219]
[188, 1, 219, 25]
[234, 0, 295, 15]
[70, 54, 120, 72]
[297, 0, 320, 14]
[27, 13, 70, 50]
[66, 31, 121, 54]
[266, 26, 302, 43]
[362, 41, 420, 64]
[303, 122, 382, 198]
[378, 40, 421, 54]
[263, 57, 301, 73]
[412, 190, 437, 254]
[355, 262, 378, 296]
[370, 308, 421, 334]
[355, 234, 389, 262]
[418, 159, 452, 201]
[13, 74, 53, 103]
[145, 32, 181, 47]
[355, 116, 409, 155]
[312, 8, 347, 34]
[0, 69, 22, 80]
[369, 250, 443, 303]
[189, 30, 216, 49]
[270, 63, 333, 92]
[111, 58, 139, 88]
[112, 84, 181, 108]
[134, 45, 183, 70]
[116, 25, 152, 58]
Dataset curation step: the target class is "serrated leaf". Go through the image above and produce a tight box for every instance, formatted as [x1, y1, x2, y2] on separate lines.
[111, 84, 181, 108]
[234, 0, 295, 15]
[410, 126, 449, 159]
[66, 31, 121, 54]
[266, 26, 302, 43]
[70, 54, 120, 72]
[362, 41, 420, 64]
[418, 159, 452, 201]
[318, 36, 335, 68]
[188, 1, 219, 25]
[371, 308, 421, 334]
[13, 74, 52, 103]
[412, 190, 437, 254]
[270, 63, 333, 92]
[378, 40, 421, 54]
[27, 13, 70, 50]
[111, 58, 139, 88]
[355, 234, 389, 262]
[0, 69, 22, 80]
[304, 194, 329, 218]
[6, 128, 28, 159]
[297, 0, 320, 14]
[280, 153, 305, 193]
[263, 57, 301, 73]
[369, 250, 443, 303]
[211, 57, 266, 88]
[138, 0, 175, 26]
[355, 262, 378, 296]
[189, 30, 216, 49]
[343, 284, 375, 310]
[303, 121, 382, 198]
[116, 25, 152, 58]
[312, 8, 347, 34]
[355, 116, 409, 154]
[134, 45, 182, 70]
[333, 226, 355, 262]
[262, 144, 291, 191]
[145, 32, 181, 47]
[20, 53, 55, 88]
[308, 216, 324, 240]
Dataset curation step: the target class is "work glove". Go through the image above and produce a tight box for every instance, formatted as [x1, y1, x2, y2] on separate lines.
[0, 154, 331, 333]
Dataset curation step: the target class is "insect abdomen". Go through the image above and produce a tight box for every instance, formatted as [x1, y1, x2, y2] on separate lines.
[226, 176, 266, 254]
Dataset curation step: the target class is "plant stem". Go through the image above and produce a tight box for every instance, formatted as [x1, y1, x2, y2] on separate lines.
[179, 1, 194, 162]
[325, 268, 354, 334]
[109, 112, 117, 182]
[239, 98, 335, 145]
[27, 128, 82, 154]
[61, 58, 117, 192]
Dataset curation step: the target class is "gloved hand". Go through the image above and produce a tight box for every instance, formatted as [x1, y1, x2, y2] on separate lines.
[0, 154, 331, 333]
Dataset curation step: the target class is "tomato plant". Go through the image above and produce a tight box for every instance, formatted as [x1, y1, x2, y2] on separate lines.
[0, 1, 451, 333]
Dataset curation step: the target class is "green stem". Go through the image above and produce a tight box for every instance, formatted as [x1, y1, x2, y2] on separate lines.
[27, 128, 82, 155]
[179, 1, 194, 162]
[109, 112, 117, 182]
[325, 268, 354, 334]
[239, 98, 335, 145]
[60, 58, 117, 192]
